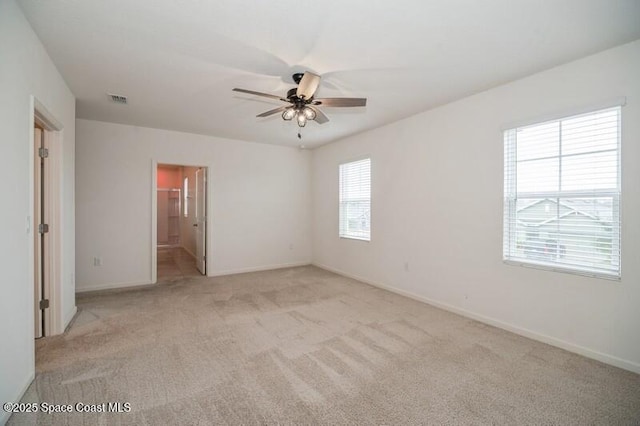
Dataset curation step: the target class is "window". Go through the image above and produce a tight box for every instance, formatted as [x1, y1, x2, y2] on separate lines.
[339, 158, 371, 241]
[503, 107, 621, 278]
[183, 177, 189, 217]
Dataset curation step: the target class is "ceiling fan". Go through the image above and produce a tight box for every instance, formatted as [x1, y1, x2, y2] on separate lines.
[232, 72, 367, 128]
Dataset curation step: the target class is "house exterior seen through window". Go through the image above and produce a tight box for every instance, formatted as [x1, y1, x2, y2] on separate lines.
[503, 106, 621, 278]
[339, 158, 371, 241]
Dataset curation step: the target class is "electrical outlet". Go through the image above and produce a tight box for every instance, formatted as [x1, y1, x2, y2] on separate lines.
[93, 257, 102, 267]
[289, 243, 294, 250]
[404, 262, 409, 272]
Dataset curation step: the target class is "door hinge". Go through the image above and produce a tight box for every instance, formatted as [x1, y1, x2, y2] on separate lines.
[38, 223, 49, 234]
[40, 299, 50, 310]
[38, 147, 49, 158]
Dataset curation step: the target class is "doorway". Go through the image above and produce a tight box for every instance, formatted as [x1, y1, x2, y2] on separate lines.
[155, 164, 207, 280]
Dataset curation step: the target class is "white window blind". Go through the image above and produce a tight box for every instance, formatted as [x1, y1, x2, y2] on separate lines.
[503, 107, 621, 278]
[339, 158, 371, 241]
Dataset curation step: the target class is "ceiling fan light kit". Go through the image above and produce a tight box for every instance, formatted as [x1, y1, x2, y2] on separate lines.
[281, 105, 317, 127]
[296, 113, 307, 127]
[302, 107, 316, 120]
[282, 108, 296, 121]
[233, 71, 367, 131]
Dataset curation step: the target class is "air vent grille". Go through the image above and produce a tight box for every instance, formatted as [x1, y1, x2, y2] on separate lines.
[107, 93, 128, 104]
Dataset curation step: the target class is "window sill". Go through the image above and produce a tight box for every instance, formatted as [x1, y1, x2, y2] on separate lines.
[339, 235, 370, 242]
[503, 259, 620, 281]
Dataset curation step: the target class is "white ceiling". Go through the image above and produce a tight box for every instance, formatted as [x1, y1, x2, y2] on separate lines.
[18, 0, 640, 148]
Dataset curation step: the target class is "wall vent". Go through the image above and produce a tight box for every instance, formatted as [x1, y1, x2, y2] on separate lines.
[107, 93, 128, 104]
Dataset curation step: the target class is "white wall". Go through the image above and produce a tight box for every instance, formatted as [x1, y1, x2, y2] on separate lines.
[0, 0, 76, 422]
[312, 40, 640, 372]
[76, 119, 312, 291]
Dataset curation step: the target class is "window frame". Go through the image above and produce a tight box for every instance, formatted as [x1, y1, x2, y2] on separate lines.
[339, 157, 372, 242]
[503, 106, 622, 280]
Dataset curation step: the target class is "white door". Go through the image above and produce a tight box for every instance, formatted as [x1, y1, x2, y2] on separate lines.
[195, 168, 206, 274]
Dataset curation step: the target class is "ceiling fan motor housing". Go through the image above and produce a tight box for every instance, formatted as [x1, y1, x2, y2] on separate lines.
[292, 73, 305, 84]
[286, 88, 299, 100]
[286, 88, 312, 111]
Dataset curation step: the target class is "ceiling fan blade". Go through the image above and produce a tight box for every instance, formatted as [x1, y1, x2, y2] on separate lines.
[296, 72, 321, 99]
[232, 88, 287, 102]
[309, 106, 329, 124]
[313, 97, 367, 107]
[257, 106, 289, 118]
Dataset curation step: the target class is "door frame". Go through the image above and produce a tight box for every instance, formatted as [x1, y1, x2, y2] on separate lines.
[151, 160, 214, 283]
[194, 167, 207, 275]
[29, 96, 64, 336]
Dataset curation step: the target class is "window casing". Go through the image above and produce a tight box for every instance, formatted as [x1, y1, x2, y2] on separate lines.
[339, 158, 371, 241]
[503, 107, 621, 279]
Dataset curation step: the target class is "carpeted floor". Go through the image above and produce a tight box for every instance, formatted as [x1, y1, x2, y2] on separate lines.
[8, 266, 640, 425]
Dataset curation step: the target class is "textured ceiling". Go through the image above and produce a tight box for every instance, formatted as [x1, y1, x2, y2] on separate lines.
[17, 0, 640, 148]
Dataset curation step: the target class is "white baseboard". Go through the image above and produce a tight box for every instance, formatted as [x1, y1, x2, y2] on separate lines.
[209, 261, 311, 277]
[75, 280, 155, 293]
[180, 245, 197, 260]
[75, 261, 312, 290]
[312, 262, 640, 375]
[1, 371, 35, 426]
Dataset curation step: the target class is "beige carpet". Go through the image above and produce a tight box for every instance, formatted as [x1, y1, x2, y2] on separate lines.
[9, 266, 640, 425]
